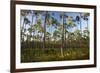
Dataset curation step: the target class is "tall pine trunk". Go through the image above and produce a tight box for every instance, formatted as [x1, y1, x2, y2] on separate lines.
[22, 18, 25, 42]
[80, 13, 82, 48]
[61, 13, 64, 57]
[43, 12, 47, 50]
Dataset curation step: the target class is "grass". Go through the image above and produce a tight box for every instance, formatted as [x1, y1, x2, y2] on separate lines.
[21, 48, 89, 63]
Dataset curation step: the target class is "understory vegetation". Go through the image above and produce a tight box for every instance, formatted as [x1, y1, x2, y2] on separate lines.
[21, 48, 89, 62]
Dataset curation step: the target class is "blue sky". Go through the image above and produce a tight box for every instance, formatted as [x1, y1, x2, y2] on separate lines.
[20, 10, 90, 36]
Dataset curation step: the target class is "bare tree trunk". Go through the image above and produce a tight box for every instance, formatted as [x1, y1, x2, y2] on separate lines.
[80, 13, 82, 48]
[43, 12, 47, 50]
[22, 18, 25, 42]
[61, 13, 64, 57]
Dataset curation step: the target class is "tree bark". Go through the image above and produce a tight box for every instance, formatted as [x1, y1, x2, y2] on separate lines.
[43, 12, 47, 50]
[61, 13, 64, 57]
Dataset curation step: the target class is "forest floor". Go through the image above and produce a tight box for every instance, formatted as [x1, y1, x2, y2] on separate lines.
[21, 48, 89, 63]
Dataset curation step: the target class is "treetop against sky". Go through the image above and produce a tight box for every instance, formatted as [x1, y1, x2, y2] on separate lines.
[20, 10, 90, 36]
